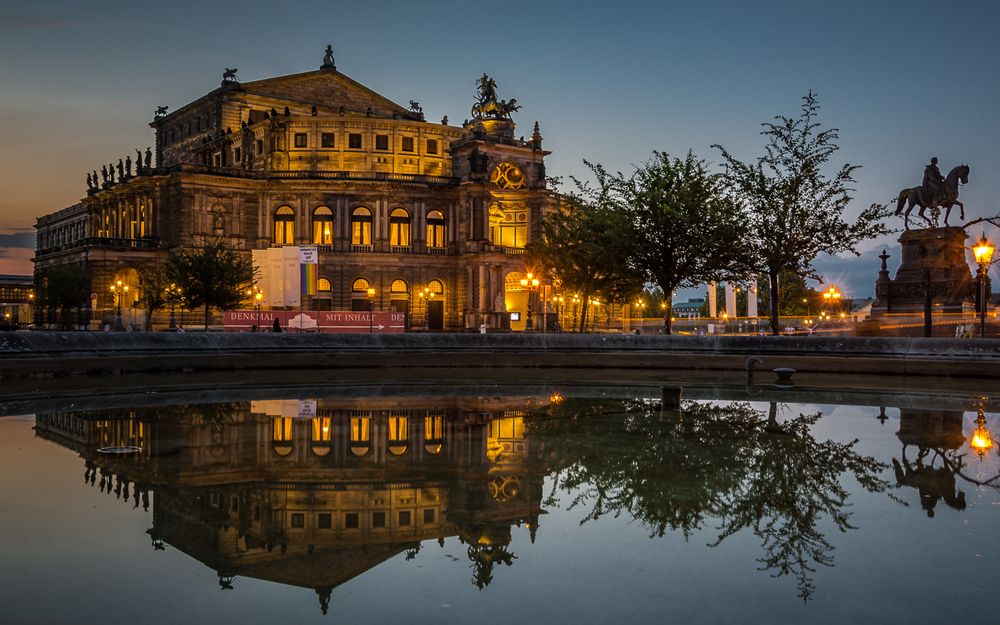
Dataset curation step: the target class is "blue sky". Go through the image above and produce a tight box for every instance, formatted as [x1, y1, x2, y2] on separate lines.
[1, 0, 997, 294]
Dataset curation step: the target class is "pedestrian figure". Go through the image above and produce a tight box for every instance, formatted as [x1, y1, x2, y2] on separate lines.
[273, 318, 282, 333]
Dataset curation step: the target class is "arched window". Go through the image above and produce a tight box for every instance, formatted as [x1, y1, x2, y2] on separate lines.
[388, 415, 409, 456]
[427, 279, 444, 296]
[389, 208, 410, 247]
[273, 206, 294, 245]
[317, 277, 332, 293]
[352, 278, 370, 294]
[312, 206, 333, 244]
[389, 279, 409, 316]
[351, 207, 372, 246]
[424, 414, 444, 455]
[350, 415, 371, 457]
[352, 278, 373, 311]
[426, 210, 446, 248]
[271, 417, 294, 456]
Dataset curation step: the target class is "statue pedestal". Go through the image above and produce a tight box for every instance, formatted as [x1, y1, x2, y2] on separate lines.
[870, 227, 975, 318]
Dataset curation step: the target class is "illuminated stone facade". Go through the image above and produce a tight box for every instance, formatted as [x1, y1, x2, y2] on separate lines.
[34, 394, 544, 612]
[33, 49, 558, 330]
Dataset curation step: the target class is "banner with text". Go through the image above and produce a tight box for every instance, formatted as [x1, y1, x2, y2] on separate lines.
[224, 310, 407, 333]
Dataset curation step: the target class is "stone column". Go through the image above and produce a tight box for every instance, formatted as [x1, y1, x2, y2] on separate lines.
[747, 283, 758, 318]
[725, 283, 736, 318]
[707, 282, 717, 318]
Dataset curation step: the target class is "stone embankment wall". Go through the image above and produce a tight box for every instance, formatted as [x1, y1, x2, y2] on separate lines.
[1, 332, 998, 382]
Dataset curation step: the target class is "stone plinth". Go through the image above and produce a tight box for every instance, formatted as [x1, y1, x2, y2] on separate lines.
[871, 227, 976, 317]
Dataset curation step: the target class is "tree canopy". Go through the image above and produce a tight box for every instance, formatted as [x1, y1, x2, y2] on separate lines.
[166, 240, 254, 329]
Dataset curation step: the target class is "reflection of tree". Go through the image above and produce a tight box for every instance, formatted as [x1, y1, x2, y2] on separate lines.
[531, 398, 889, 601]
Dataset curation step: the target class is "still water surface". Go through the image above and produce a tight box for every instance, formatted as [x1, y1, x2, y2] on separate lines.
[0, 386, 997, 624]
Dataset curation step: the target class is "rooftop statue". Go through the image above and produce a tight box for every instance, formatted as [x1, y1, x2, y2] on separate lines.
[321, 44, 335, 70]
[154, 105, 168, 118]
[471, 73, 521, 121]
[222, 67, 238, 83]
[895, 158, 969, 229]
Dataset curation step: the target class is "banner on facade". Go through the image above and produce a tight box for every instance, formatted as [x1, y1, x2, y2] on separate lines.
[224, 310, 407, 333]
[300, 245, 318, 297]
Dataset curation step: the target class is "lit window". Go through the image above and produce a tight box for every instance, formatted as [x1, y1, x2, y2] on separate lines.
[273, 206, 295, 245]
[426, 210, 446, 248]
[312, 417, 332, 442]
[317, 277, 331, 293]
[312, 206, 333, 244]
[389, 208, 410, 246]
[488, 205, 527, 249]
[294, 133, 307, 148]
[351, 207, 372, 245]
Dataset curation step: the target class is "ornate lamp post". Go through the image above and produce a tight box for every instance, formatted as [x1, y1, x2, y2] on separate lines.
[254, 289, 264, 331]
[419, 286, 433, 330]
[822, 285, 842, 316]
[367, 287, 377, 334]
[165, 283, 182, 329]
[554, 295, 564, 331]
[519, 272, 540, 331]
[110, 280, 128, 331]
[970, 399, 993, 460]
[572, 294, 580, 332]
[972, 233, 994, 338]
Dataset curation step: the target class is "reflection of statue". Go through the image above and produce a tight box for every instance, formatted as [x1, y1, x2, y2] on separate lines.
[892, 451, 966, 517]
[895, 160, 970, 228]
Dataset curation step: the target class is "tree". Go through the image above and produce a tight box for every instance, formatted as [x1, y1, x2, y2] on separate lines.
[43, 264, 91, 329]
[528, 163, 642, 332]
[165, 240, 254, 330]
[617, 151, 753, 334]
[715, 92, 892, 335]
[136, 265, 171, 331]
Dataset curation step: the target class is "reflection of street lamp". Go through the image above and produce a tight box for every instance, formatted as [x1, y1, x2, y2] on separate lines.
[110, 280, 128, 331]
[972, 233, 994, 338]
[367, 287, 376, 334]
[519, 272, 540, 331]
[971, 400, 993, 460]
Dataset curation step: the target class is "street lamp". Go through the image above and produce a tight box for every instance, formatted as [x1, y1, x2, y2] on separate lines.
[972, 233, 994, 338]
[166, 283, 182, 329]
[571, 294, 581, 332]
[822, 285, 842, 315]
[367, 287, 377, 334]
[519, 272, 540, 331]
[419, 286, 433, 330]
[110, 280, 129, 331]
[254, 289, 264, 331]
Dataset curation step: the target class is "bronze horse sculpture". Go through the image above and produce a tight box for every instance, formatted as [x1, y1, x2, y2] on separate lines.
[895, 164, 969, 229]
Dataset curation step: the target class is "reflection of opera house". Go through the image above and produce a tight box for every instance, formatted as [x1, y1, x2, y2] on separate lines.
[35, 397, 545, 613]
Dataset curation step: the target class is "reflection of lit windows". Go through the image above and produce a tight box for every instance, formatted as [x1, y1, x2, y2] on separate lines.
[399, 510, 411, 526]
[272, 417, 293, 456]
[345, 512, 359, 529]
[424, 414, 444, 454]
[318, 513, 332, 529]
[423, 508, 435, 524]
[486, 416, 524, 463]
[311, 416, 332, 457]
[388, 415, 409, 456]
[291, 513, 305, 528]
[372, 512, 386, 528]
[350, 415, 371, 456]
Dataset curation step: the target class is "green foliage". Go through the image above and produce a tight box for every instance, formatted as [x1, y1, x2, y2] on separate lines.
[529, 398, 888, 601]
[43, 264, 91, 328]
[715, 91, 892, 334]
[528, 162, 643, 332]
[618, 151, 754, 333]
[165, 240, 254, 329]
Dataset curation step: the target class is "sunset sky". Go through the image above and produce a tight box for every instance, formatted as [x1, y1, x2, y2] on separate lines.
[1, 0, 998, 295]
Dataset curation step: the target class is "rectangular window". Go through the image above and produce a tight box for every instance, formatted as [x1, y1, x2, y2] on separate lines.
[348, 133, 362, 149]
[291, 513, 305, 528]
[345, 512, 359, 529]
[234, 147, 241, 163]
[253, 505, 261, 522]
[375, 135, 389, 150]
[398, 511, 411, 527]
[294, 133, 308, 148]
[426, 139, 438, 154]
[213, 153, 222, 167]
[401, 136, 414, 152]
[423, 509, 435, 524]
[318, 513, 332, 529]
[256, 139, 263, 156]
[321, 133, 335, 148]
[372, 512, 386, 528]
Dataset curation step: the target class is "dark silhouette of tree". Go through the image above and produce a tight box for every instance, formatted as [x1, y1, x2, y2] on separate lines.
[715, 92, 892, 335]
[166, 240, 254, 330]
[530, 397, 888, 600]
[41, 264, 91, 329]
[136, 265, 170, 331]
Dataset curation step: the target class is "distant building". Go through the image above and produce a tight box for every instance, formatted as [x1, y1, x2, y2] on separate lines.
[34, 47, 559, 331]
[0, 274, 34, 329]
[671, 297, 705, 319]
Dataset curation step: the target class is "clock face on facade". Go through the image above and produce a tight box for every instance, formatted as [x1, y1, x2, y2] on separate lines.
[491, 162, 525, 189]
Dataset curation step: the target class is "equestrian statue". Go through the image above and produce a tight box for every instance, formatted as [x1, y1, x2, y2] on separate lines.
[895, 157, 969, 229]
